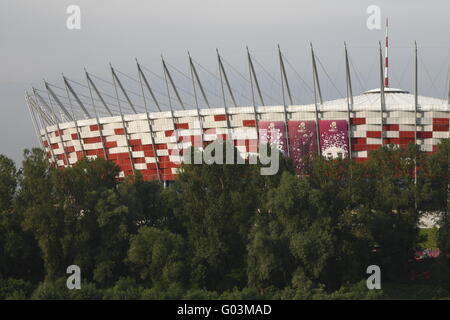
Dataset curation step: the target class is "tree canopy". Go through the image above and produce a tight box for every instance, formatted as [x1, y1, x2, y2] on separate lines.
[1, 142, 450, 299]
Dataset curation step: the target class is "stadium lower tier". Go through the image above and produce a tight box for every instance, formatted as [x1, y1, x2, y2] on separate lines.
[39, 106, 450, 181]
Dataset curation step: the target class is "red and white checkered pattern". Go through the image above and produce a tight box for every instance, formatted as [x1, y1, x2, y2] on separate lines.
[40, 106, 450, 181]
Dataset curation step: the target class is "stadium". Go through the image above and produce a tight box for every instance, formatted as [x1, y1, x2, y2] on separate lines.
[25, 26, 450, 182]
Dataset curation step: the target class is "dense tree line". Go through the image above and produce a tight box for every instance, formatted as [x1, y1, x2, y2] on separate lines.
[1, 141, 450, 299]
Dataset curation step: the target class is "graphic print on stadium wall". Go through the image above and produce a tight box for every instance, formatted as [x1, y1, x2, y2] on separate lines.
[258, 121, 287, 154]
[288, 121, 318, 174]
[319, 120, 349, 158]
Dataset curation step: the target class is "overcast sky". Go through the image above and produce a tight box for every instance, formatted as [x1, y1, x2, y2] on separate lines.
[1, 0, 450, 164]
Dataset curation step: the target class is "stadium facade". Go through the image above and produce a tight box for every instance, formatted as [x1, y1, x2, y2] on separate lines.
[25, 26, 450, 181]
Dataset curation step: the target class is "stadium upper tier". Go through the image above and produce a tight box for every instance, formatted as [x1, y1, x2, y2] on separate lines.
[24, 45, 450, 181]
[25, 85, 450, 181]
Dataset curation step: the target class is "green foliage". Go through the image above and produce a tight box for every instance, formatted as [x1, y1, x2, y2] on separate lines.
[140, 282, 185, 300]
[0, 151, 43, 281]
[438, 208, 450, 255]
[68, 282, 103, 300]
[419, 227, 439, 249]
[219, 287, 261, 300]
[31, 278, 71, 300]
[0, 278, 33, 300]
[0, 154, 18, 211]
[327, 281, 384, 300]
[102, 277, 143, 300]
[247, 210, 292, 290]
[181, 288, 220, 300]
[18, 148, 67, 280]
[382, 283, 450, 300]
[4, 140, 450, 299]
[31, 278, 104, 300]
[128, 227, 187, 288]
[168, 146, 277, 291]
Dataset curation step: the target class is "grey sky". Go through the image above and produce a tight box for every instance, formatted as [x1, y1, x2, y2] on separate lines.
[1, 0, 450, 164]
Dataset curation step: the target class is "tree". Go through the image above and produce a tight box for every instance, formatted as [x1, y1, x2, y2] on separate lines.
[4, 140, 450, 299]
[427, 139, 450, 256]
[128, 226, 187, 288]
[360, 145, 424, 281]
[0, 155, 17, 211]
[246, 208, 294, 291]
[0, 154, 43, 281]
[169, 143, 292, 291]
[117, 174, 167, 229]
[264, 168, 371, 291]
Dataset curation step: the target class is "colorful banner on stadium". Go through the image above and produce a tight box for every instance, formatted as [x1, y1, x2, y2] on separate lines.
[288, 121, 318, 174]
[318, 120, 349, 158]
[258, 121, 287, 154]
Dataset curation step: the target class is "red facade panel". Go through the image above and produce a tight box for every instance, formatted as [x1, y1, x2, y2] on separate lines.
[351, 138, 366, 145]
[175, 123, 189, 129]
[243, 120, 256, 127]
[417, 132, 432, 139]
[399, 131, 415, 138]
[433, 118, 449, 125]
[350, 118, 366, 125]
[383, 124, 399, 131]
[366, 131, 381, 138]
[214, 115, 227, 121]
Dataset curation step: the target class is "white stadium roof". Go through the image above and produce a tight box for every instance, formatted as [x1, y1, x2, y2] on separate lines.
[313, 87, 448, 112]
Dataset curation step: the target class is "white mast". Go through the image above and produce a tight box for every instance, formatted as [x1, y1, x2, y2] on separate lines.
[384, 18, 389, 88]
